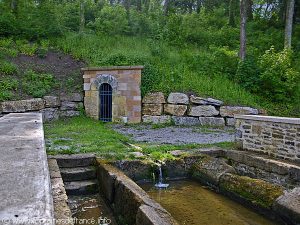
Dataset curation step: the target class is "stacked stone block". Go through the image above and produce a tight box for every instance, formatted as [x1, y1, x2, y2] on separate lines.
[142, 92, 260, 126]
[0, 93, 83, 122]
[235, 115, 300, 163]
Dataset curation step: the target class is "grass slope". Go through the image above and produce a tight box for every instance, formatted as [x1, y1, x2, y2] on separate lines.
[55, 33, 283, 115]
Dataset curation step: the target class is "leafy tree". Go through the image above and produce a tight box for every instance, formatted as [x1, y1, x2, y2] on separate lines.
[93, 4, 129, 35]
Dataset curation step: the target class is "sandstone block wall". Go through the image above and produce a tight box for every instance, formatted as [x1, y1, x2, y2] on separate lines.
[82, 66, 142, 123]
[142, 92, 262, 126]
[235, 115, 300, 162]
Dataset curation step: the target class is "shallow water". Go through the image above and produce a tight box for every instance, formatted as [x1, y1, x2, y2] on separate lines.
[68, 195, 117, 225]
[141, 180, 279, 225]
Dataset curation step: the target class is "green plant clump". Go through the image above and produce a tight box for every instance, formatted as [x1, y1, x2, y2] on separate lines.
[22, 70, 56, 97]
[0, 61, 18, 75]
[0, 77, 18, 101]
[16, 40, 38, 56]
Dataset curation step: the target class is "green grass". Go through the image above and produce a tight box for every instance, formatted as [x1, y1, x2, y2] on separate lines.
[44, 116, 236, 160]
[44, 116, 133, 159]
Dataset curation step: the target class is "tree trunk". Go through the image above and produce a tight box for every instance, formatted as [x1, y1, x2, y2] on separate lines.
[79, 0, 85, 33]
[239, 0, 247, 60]
[124, 0, 131, 11]
[163, 0, 170, 15]
[10, 0, 18, 15]
[137, 0, 142, 11]
[196, 0, 202, 13]
[284, 0, 295, 49]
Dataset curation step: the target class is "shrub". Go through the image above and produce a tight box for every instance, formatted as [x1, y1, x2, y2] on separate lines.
[16, 3, 63, 40]
[0, 11, 18, 36]
[235, 56, 261, 93]
[259, 47, 300, 102]
[93, 5, 128, 35]
[22, 70, 56, 97]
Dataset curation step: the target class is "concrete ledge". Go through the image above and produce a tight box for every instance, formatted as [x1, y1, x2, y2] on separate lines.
[49, 154, 96, 168]
[225, 150, 300, 187]
[234, 115, 300, 125]
[81, 66, 144, 71]
[0, 113, 54, 224]
[273, 187, 300, 225]
[136, 205, 179, 225]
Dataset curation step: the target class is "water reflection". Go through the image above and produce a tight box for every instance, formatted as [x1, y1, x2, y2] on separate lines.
[141, 180, 280, 225]
[68, 194, 117, 225]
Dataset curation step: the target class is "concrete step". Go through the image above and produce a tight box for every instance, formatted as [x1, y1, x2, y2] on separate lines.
[49, 153, 96, 168]
[65, 180, 98, 195]
[60, 166, 97, 182]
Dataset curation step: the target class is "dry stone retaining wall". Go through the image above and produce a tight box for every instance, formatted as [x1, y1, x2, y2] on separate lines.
[235, 115, 300, 163]
[142, 92, 261, 126]
[0, 93, 83, 122]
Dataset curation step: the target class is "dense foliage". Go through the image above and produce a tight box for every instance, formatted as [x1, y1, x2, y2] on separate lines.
[0, 0, 299, 116]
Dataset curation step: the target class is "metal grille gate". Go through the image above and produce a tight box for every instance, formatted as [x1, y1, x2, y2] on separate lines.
[99, 83, 112, 122]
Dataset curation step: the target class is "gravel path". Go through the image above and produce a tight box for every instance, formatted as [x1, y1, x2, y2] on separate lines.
[112, 125, 235, 145]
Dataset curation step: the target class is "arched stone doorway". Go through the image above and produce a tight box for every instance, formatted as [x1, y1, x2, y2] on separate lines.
[99, 83, 113, 122]
[82, 66, 143, 123]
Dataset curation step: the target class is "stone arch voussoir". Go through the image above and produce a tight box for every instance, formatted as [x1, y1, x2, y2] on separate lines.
[91, 74, 118, 91]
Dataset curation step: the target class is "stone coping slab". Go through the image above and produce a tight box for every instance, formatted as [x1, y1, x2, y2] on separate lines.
[234, 115, 300, 125]
[274, 187, 300, 225]
[96, 161, 179, 225]
[0, 113, 54, 224]
[81, 66, 144, 71]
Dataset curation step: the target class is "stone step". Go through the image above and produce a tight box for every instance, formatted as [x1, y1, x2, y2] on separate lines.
[60, 166, 97, 182]
[49, 153, 96, 168]
[65, 180, 98, 195]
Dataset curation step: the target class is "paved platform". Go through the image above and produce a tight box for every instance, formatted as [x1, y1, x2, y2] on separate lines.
[0, 113, 54, 225]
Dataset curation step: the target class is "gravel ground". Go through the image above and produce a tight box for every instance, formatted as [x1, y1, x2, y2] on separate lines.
[112, 125, 235, 145]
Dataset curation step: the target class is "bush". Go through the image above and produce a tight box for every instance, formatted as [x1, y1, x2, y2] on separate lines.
[0, 11, 18, 36]
[93, 5, 128, 35]
[259, 47, 300, 102]
[22, 70, 56, 97]
[235, 57, 261, 93]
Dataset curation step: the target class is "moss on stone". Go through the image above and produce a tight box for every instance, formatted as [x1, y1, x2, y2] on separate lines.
[219, 173, 284, 209]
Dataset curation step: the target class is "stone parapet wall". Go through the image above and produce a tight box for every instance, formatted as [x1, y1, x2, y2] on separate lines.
[0, 93, 83, 122]
[235, 115, 300, 162]
[142, 92, 262, 126]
